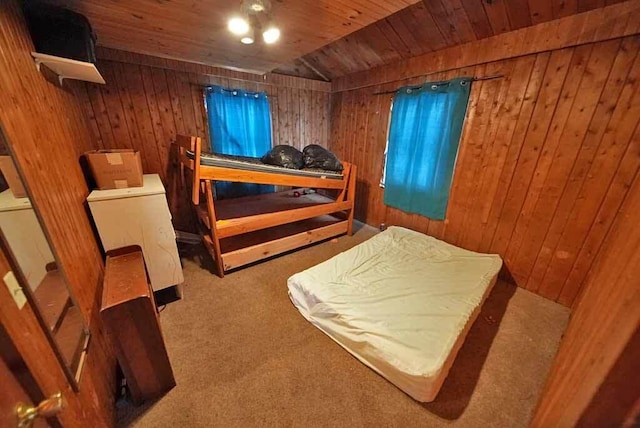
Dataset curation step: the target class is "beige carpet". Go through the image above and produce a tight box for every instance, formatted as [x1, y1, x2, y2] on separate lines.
[117, 223, 569, 428]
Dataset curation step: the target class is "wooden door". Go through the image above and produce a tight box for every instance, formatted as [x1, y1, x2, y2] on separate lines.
[0, 324, 59, 427]
[0, 357, 37, 427]
[0, 245, 88, 427]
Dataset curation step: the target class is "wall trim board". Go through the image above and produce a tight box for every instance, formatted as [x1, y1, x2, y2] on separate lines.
[332, 0, 640, 92]
[97, 47, 332, 93]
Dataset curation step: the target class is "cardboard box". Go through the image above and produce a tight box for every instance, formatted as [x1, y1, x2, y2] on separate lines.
[0, 156, 27, 198]
[85, 150, 144, 190]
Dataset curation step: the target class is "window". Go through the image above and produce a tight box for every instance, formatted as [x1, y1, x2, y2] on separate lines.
[382, 77, 471, 220]
[204, 85, 273, 198]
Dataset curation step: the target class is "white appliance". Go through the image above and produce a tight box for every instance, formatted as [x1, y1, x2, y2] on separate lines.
[87, 174, 183, 293]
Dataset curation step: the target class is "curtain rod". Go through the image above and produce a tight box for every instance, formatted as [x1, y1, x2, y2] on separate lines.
[190, 83, 279, 97]
[371, 74, 504, 95]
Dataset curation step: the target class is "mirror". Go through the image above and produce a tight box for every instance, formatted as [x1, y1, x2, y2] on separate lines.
[0, 127, 89, 388]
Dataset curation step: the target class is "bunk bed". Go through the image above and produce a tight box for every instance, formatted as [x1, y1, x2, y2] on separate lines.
[176, 135, 356, 278]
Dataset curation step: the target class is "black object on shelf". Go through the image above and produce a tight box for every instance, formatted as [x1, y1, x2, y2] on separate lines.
[23, 2, 97, 64]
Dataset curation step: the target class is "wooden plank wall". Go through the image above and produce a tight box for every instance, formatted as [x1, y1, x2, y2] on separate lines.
[0, 1, 116, 425]
[329, 34, 640, 307]
[332, 0, 640, 92]
[577, 327, 640, 426]
[531, 169, 640, 426]
[75, 49, 331, 232]
[288, 0, 632, 80]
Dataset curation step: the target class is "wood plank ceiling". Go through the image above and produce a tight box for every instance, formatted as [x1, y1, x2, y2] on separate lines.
[38, 0, 419, 74]
[276, 0, 631, 80]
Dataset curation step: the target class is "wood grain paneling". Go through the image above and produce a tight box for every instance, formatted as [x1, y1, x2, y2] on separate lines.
[40, 0, 419, 74]
[0, 1, 115, 425]
[531, 169, 640, 426]
[96, 47, 332, 93]
[577, 327, 640, 426]
[329, 35, 640, 306]
[77, 49, 331, 232]
[332, 0, 640, 91]
[278, 0, 630, 80]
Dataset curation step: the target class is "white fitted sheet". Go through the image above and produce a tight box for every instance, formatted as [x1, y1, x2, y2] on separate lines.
[288, 226, 503, 402]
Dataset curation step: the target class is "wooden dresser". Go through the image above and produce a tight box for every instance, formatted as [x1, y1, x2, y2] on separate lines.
[101, 247, 176, 403]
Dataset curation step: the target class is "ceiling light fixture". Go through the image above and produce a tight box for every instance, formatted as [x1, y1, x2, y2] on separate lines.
[228, 17, 249, 35]
[243, 0, 269, 14]
[262, 26, 280, 44]
[229, 0, 280, 45]
[240, 29, 255, 44]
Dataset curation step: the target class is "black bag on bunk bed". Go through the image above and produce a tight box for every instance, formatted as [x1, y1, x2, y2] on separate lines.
[261, 145, 305, 169]
[303, 145, 343, 172]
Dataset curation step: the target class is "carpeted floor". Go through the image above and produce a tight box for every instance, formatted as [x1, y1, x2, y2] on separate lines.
[117, 222, 569, 428]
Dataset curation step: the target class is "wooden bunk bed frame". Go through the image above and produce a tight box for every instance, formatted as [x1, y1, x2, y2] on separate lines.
[176, 135, 356, 277]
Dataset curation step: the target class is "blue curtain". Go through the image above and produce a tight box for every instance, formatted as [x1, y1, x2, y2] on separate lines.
[383, 77, 472, 220]
[205, 85, 273, 199]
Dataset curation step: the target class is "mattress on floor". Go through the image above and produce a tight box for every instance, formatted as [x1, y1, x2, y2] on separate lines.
[186, 150, 343, 180]
[287, 226, 503, 402]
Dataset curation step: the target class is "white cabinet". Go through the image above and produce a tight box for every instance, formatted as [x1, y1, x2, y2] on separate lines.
[87, 174, 183, 292]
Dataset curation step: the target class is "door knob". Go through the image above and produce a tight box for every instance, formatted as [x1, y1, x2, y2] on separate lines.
[15, 392, 64, 428]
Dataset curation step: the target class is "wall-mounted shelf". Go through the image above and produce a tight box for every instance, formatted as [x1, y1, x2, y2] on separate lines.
[31, 52, 105, 85]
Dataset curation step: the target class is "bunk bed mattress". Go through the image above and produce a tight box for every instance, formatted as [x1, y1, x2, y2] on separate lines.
[287, 226, 503, 402]
[186, 151, 343, 179]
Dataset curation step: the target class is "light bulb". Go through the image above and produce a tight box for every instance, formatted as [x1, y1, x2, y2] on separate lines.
[262, 27, 280, 44]
[240, 36, 255, 44]
[228, 17, 249, 35]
